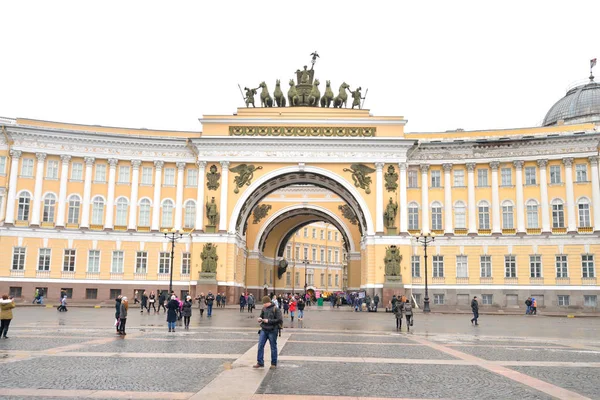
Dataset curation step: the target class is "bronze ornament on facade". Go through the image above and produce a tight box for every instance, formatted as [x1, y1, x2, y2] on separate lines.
[206, 164, 220, 191]
[229, 126, 376, 137]
[384, 245, 402, 276]
[200, 243, 218, 273]
[343, 163, 376, 194]
[205, 197, 219, 227]
[229, 164, 263, 194]
[384, 165, 398, 192]
[338, 204, 358, 225]
[252, 204, 272, 224]
[384, 197, 398, 229]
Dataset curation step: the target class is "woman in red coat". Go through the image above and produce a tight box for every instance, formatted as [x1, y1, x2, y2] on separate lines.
[289, 298, 297, 322]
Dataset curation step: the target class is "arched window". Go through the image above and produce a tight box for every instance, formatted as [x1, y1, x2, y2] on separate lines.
[42, 194, 56, 223]
[68, 195, 81, 224]
[408, 202, 419, 230]
[578, 198, 591, 227]
[551, 199, 564, 228]
[478, 201, 490, 230]
[184, 200, 196, 229]
[431, 201, 442, 230]
[115, 198, 128, 226]
[17, 192, 31, 221]
[502, 200, 514, 229]
[138, 199, 151, 227]
[526, 200, 539, 229]
[454, 201, 466, 229]
[91, 196, 105, 225]
[161, 199, 174, 228]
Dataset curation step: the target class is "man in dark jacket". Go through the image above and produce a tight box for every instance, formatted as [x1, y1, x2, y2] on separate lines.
[254, 296, 283, 369]
[157, 291, 166, 313]
[373, 294, 380, 311]
[206, 292, 215, 317]
[471, 296, 479, 326]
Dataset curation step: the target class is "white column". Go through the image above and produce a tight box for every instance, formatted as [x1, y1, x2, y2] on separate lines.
[4, 150, 22, 224]
[398, 162, 408, 234]
[104, 158, 118, 230]
[151, 161, 164, 231]
[443, 163, 453, 234]
[420, 164, 429, 234]
[514, 160, 525, 233]
[589, 156, 600, 233]
[538, 159, 551, 233]
[219, 161, 230, 232]
[127, 160, 141, 230]
[467, 163, 477, 234]
[80, 157, 95, 228]
[563, 158, 577, 233]
[30, 153, 47, 226]
[174, 162, 186, 231]
[195, 161, 207, 230]
[375, 162, 384, 233]
[490, 161, 501, 234]
[55, 155, 71, 227]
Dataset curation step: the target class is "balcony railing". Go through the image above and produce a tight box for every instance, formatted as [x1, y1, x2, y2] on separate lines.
[552, 227, 567, 234]
[432, 229, 444, 235]
[66, 223, 79, 229]
[480, 277, 493, 284]
[137, 226, 151, 232]
[456, 277, 469, 284]
[180, 274, 190, 280]
[432, 277, 445, 284]
[41, 222, 55, 229]
[110, 273, 124, 280]
[529, 277, 544, 285]
[36, 270, 50, 278]
[527, 228, 541, 235]
[10, 269, 25, 277]
[582, 277, 597, 285]
[504, 277, 518, 285]
[114, 225, 127, 232]
[411, 277, 423, 284]
[90, 224, 103, 231]
[454, 228, 468, 235]
[555, 277, 570, 285]
[62, 271, 75, 279]
[502, 228, 516, 235]
[478, 229, 492, 235]
[86, 272, 100, 280]
[578, 226, 593, 234]
[134, 273, 147, 280]
[158, 273, 170, 280]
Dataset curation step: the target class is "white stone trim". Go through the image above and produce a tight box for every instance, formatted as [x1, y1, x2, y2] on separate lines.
[407, 284, 600, 291]
[199, 118, 407, 126]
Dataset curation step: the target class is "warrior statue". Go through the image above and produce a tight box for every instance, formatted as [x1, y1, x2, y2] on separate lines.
[244, 86, 258, 108]
[349, 87, 365, 109]
[384, 197, 398, 228]
[205, 197, 219, 226]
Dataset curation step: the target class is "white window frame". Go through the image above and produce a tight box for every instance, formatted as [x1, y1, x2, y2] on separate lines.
[555, 255, 568, 278]
[138, 199, 151, 227]
[430, 170, 441, 188]
[118, 166, 130, 184]
[184, 200, 196, 229]
[432, 255, 444, 277]
[453, 169, 465, 187]
[431, 202, 442, 230]
[186, 168, 198, 186]
[456, 255, 468, 278]
[91, 196, 105, 225]
[411, 255, 420, 277]
[46, 160, 59, 179]
[43, 194, 56, 223]
[500, 168, 512, 186]
[71, 162, 83, 180]
[63, 249, 76, 272]
[136, 251, 148, 274]
[95, 163, 107, 182]
[549, 165, 561, 184]
[525, 166, 537, 185]
[480, 255, 492, 278]
[182, 252, 191, 275]
[530, 255, 542, 278]
[551, 200, 565, 228]
[17, 192, 31, 221]
[38, 248, 51, 271]
[87, 250, 100, 273]
[582, 254, 595, 278]
[141, 167, 153, 185]
[115, 198, 128, 226]
[477, 169, 488, 187]
[408, 202, 419, 230]
[575, 164, 588, 182]
[21, 158, 34, 177]
[111, 251, 124, 273]
[161, 200, 174, 228]
[526, 200, 539, 228]
[159, 252, 171, 274]
[578, 199, 591, 227]
[408, 170, 418, 188]
[502, 201, 514, 229]
[12, 247, 26, 270]
[164, 167, 175, 186]
[504, 255, 516, 278]
[478, 202, 490, 230]
[68, 195, 81, 224]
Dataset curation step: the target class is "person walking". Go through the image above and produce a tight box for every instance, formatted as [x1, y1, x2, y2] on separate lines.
[216, 293, 222, 308]
[182, 296, 193, 329]
[282, 297, 289, 316]
[114, 295, 122, 334]
[531, 297, 538, 315]
[289, 297, 297, 322]
[133, 290, 139, 305]
[253, 296, 283, 369]
[525, 297, 532, 315]
[167, 295, 179, 332]
[404, 298, 413, 332]
[118, 297, 129, 335]
[470, 296, 479, 326]
[394, 298, 404, 331]
[148, 291, 157, 313]
[58, 295, 68, 312]
[206, 292, 215, 317]
[32, 289, 40, 304]
[247, 293, 255, 313]
[239, 294, 246, 312]
[157, 291, 166, 313]
[140, 291, 148, 314]
[197, 293, 206, 317]
[0, 294, 16, 339]
[297, 297, 305, 321]
[373, 294, 380, 312]
[222, 293, 227, 308]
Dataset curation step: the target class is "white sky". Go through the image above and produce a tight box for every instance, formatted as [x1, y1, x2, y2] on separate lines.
[1, 1, 598, 133]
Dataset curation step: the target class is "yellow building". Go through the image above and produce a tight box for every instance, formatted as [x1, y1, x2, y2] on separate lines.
[0, 70, 599, 311]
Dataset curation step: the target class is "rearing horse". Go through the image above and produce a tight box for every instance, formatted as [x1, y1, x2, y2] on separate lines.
[333, 82, 350, 108]
[259, 82, 273, 107]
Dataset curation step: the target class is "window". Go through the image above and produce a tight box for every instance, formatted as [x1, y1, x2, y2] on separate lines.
[86, 288, 98, 300]
[431, 170, 441, 188]
[295, 247, 300, 260]
[111, 251, 124, 273]
[453, 169, 465, 186]
[63, 249, 76, 271]
[110, 289, 122, 299]
[68, 195, 81, 224]
[187, 169, 198, 186]
[9, 287, 22, 298]
[312, 228, 316, 239]
[502, 201, 514, 229]
[433, 294, 444, 305]
[21, 158, 34, 177]
[482, 294, 493, 305]
[454, 201, 466, 229]
[61, 289, 73, 299]
[46, 160, 58, 179]
[303, 247, 308, 260]
[159, 252, 171, 274]
[320, 273, 325, 286]
[320, 249, 325, 262]
[12, 247, 26, 270]
[95, 164, 106, 182]
[328, 273, 332, 286]
[182, 252, 191, 275]
[117, 166, 130, 183]
[478, 201, 490, 230]
[161, 200, 174, 227]
[320, 230, 324, 240]
[584, 295, 597, 307]
[477, 169, 488, 186]
[504, 255, 516, 278]
[432, 255, 444, 277]
[139, 199, 151, 226]
[575, 164, 588, 182]
[164, 168, 175, 185]
[557, 295, 570, 307]
[328, 231, 332, 241]
[578, 199, 591, 227]
[500, 168, 512, 186]
[286, 272, 291, 286]
[71, 162, 83, 180]
[335, 250, 339, 263]
[456, 255, 468, 278]
[335, 274, 339, 287]
[136, 251, 147, 273]
[408, 170, 418, 188]
[526, 200, 539, 228]
[87, 250, 100, 273]
[411, 255, 420, 277]
[304, 228, 308, 238]
[555, 255, 568, 278]
[551, 200, 564, 228]
[184, 201, 196, 228]
[0, 156, 5, 174]
[530, 255, 542, 278]
[582, 255, 595, 278]
[550, 165, 561, 184]
[430, 202, 442, 230]
[141, 167, 153, 184]
[38, 248, 51, 271]
[408, 202, 419, 230]
[525, 167, 536, 185]
[115, 198, 128, 226]
[480, 255, 492, 278]
[295, 271, 300, 285]
[335, 232, 338, 241]
[91, 196, 105, 225]
[328, 249, 332, 263]
[43, 194, 56, 223]
[17, 192, 31, 221]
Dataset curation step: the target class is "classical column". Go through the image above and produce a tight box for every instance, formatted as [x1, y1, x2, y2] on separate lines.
[563, 158, 577, 233]
[174, 162, 186, 231]
[490, 161, 501, 234]
[195, 161, 207, 230]
[151, 161, 164, 231]
[104, 158, 118, 230]
[590, 156, 600, 233]
[439, 163, 452, 235]
[420, 164, 430, 234]
[375, 162, 384, 233]
[514, 161, 525, 233]
[30, 153, 47, 226]
[398, 162, 408, 234]
[4, 150, 22, 225]
[55, 155, 71, 227]
[219, 161, 230, 232]
[538, 159, 551, 233]
[127, 160, 141, 230]
[466, 163, 477, 234]
[80, 157, 95, 228]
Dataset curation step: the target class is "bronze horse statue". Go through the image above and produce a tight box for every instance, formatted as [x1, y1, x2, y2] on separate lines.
[288, 79, 299, 107]
[333, 82, 350, 108]
[308, 79, 321, 107]
[320, 80, 334, 107]
[259, 82, 273, 107]
[273, 79, 286, 107]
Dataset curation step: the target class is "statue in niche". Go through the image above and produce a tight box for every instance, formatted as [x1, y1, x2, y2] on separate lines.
[343, 163, 376, 194]
[384, 245, 402, 276]
[384, 165, 398, 192]
[200, 243, 218, 273]
[277, 258, 288, 279]
[252, 204, 272, 224]
[205, 197, 219, 226]
[230, 164, 263, 194]
[384, 197, 398, 229]
[206, 164, 220, 191]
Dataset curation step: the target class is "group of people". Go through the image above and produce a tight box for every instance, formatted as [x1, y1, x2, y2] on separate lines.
[392, 295, 413, 331]
[352, 293, 380, 312]
[525, 297, 538, 315]
[239, 293, 256, 312]
[57, 290, 68, 312]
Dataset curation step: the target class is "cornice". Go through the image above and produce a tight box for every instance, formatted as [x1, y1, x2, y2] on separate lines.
[199, 118, 407, 126]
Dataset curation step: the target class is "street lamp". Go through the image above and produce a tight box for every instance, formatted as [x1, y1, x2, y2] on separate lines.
[414, 231, 435, 313]
[302, 259, 309, 299]
[164, 228, 183, 294]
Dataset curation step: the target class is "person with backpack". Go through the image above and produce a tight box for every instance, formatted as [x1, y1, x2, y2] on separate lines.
[531, 297, 537, 315]
[393, 298, 404, 331]
[525, 297, 532, 315]
[206, 292, 215, 317]
[297, 297, 306, 321]
[253, 296, 283, 369]
[247, 294, 255, 313]
[404, 298, 413, 332]
[470, 296, 479, 326]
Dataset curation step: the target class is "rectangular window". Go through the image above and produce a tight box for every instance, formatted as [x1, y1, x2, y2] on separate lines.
[408, 205, 419, 230]
[118, 166, 130, 183]
[12, 247, 26, 270]
[295, 247, 300, 260]
[430, 170, 441, 188]
[46, 160, 58, 179]
[328, 231, 332, 241]
[95, 164, 106, 182]
[312, 248, 316, 261]
[552, 203, 565, 228]
[38, 248, 51, 271]
[579, 202, 591, 227]
[456, 255, 468, 278]
[328, 273, 332, 286]
[0, 155, 6, 174]
[557, 295, 570, 307]
[530, 255, 542, 278]
[335, 250, 339, 263]
[286, 272, 291, 286]
[527, 203, 539, 228]
[320, 230, 324, 239]
[431, 206, 442, 230]
[582, 255, 595, 278]
[480, 255, 492, 278]
[87, 250, 100, 273]
[411, 255, 420, 277]
[555, 255, 568, 278]
[159, 252, 171, 274]
[110, 289, 122, 299]
[136, 251, 147, 273]
[575, 164, 588, 182]
[550, 165, 561, 184]
[63, 249, 76, 272]
[320, 249, 325, 262]
[295, 271, 300, 286]
[286, 246, 291, 260]
[477, 169, 488, 186]
[186, 169, 198, 186]
[478, 204, 490, 230]
[502, 204, 514, 229]
[335, 232, 338, 241]
[9, 287, 22, 298]
[304, 228, 308, 238]
[453, 169, 465, 187]
[111, 251, 124, 273]
[482, 294, 493, 305]
[433, 294, 444, 305]
[328, 249, 332, 263]
[504, 255, 516, 278]
[86, 288, 98, 300]
[182, 252, 191, 275]
[21, 158, 34, 177]
[335, 274, 339, 287]
[303, 247, 308, 260]
[500, 168, 512, 186]
[141, 167, 153, 184]
[320, 273, 325, 286]
[408, 170, 418, 188]
[525, 167, 537, 185]
[432, 255, 444, 277]
[164, 168, 175, 185]
[584, 295, 597, 307]
[312, 228, 316, 239]
[71, 162, 83, 180]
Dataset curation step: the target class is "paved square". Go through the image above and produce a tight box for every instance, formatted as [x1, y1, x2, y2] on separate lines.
[509, 366, 600, 399]
[73, 337, 255, 354]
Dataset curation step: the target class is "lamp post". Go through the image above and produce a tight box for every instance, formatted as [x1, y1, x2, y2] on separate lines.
[302, 259, 309, 299]
[164, 228, 183, 294]
[414, 231, 435, 313]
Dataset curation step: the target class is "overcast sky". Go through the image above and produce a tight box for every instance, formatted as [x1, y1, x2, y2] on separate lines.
[1, 1, 598, 133]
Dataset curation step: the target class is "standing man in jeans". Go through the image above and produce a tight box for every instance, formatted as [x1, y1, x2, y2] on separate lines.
[253, 296, 283, 369]
[470, 296, 479, 326]
[206, 292, 215, 317]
